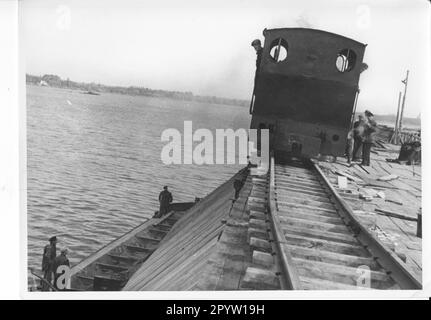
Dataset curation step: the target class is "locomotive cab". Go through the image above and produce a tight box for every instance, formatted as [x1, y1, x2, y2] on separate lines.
[250, 28, 367, 159]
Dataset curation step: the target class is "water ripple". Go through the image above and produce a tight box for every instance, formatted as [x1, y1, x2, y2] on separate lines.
[27, 86, 251, 269]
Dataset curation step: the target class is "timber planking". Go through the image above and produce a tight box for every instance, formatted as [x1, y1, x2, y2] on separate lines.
[317, 143, 422, 281]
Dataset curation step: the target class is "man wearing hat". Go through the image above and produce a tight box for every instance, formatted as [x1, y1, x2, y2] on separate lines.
[158, 186, 173, 217]
[53, 248, 70, 290]
[250, 39, 263, 108]
[251, 39, 263, 74]
[41, 236, 57, 290]
[362, 110, 377, 166]
[352, 114, 365, 161]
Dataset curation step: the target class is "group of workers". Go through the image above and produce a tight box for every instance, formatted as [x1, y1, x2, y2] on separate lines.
[41, 236, 70, 291]
[346, 110, 377, 166]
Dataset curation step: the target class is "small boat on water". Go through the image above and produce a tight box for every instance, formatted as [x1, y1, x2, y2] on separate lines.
[82, 90, 100, 95]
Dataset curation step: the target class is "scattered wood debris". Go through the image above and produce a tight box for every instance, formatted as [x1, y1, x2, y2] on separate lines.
[374, 208, 418, 222]
[337, 176, 348, 189]
[334, 169, 363, 183]
[378, 174, 399, 181]
[385, 199, 403, 206]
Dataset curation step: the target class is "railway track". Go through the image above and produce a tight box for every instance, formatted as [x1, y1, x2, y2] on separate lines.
[241, 155, 421, 290]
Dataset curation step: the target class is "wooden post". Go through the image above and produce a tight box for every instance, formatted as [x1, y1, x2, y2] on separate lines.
[399, 70, 409, 135]
[416, 210, 422, 238]
[350, 88, 360, 129]
[390, 91, 402, 144]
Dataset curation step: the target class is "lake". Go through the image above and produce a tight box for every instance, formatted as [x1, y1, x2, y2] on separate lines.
[27, 85, 251, 270]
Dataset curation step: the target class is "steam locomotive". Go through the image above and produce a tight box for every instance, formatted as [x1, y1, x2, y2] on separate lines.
[250, 28, 367, 158]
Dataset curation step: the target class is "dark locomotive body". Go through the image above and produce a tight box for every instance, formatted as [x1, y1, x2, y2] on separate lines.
[250, 28, 366, 158]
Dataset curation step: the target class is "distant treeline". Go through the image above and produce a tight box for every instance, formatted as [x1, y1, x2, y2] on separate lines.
[26, 74, 249, 107]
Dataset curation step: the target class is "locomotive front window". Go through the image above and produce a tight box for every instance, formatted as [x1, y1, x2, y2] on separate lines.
[269, 38, 288, 63]
[336, 49, 357, 72]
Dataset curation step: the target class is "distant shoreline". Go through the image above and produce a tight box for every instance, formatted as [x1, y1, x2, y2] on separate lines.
[353, 113, 420, 128]
[26, 74, 421, 127]
[26, 74, 249, 108]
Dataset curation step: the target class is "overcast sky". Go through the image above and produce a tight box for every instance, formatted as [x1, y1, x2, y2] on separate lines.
[21, 0, 429, 117]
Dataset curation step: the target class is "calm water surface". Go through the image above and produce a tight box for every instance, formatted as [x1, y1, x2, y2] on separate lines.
[27, 85, 250, 269]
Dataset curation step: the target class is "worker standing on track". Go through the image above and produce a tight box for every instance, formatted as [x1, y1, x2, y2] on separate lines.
[41, 236, 57, 291]
[234, 178, 245, 200]
[352, 114, 365, 161]
[345, 129, 354, 164]
[158, 186, 173, 217]
[362, 110, 377, 166]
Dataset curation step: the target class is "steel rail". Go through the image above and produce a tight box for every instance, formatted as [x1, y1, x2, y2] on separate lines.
[267, 155, 302, 289]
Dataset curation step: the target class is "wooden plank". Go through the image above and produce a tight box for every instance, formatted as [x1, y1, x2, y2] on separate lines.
[300, 276, 369, 290]
[334, 169, 364, 183]
[278, 205, 339, 218]
[282, 224, 358, 246]
[277, 192, 331, 204]
[240, 267, 280, 290]
[278, 209, 344, 225]
[374, 160, 394, 175]
[286, 244, 380, 269]
[283, 233, 369, 257]
[374, 208, 418, 222]
[293, 257, 393, 288]
[277, 185, 327, 197]
[277, 198, 335, 211]
[280, 215, 352, 235]
[276, 181, 325, 194]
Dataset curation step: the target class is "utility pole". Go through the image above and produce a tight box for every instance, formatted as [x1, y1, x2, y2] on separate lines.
[350, 87, 360, 129]
[390, 91, 402, 144]
[398, 70, 409, 135]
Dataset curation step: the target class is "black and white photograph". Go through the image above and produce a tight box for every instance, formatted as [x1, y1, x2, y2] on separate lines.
[0, 0, 430, 301]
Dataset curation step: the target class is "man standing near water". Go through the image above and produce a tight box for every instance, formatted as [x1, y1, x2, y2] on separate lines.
[41, 236, 57, 291]
[53, 248, 70, 290]
[234, 178, 243, 200]
[158, 186, 173, 217]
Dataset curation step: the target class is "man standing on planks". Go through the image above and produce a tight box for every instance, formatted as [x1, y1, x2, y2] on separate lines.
[53, 247, 70, 290]
[234, 178, 245, 200]
[41, 236, 57, 291]
[352, 114, 365, 161]
[362, 110, 378, 166]
[158, 186, 173, 217]
[345, 128, 354, 164]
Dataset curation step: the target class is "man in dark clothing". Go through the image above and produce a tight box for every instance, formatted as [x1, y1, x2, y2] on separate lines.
[41, 236, 57, 291]
[352, 114, 365, 161]
[233, 179, 243, 200]
[345, 129, 354, 164]
[250, 39, 263, 113]
[53, 248, 70, 290]
[158, 186, 173, 217]
[362, 110, 377, 166]
[251, 39, 263, 71]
